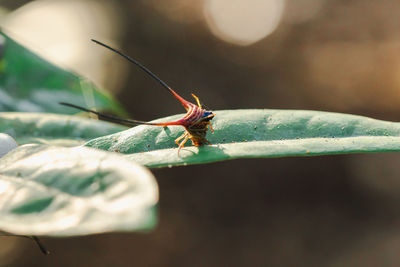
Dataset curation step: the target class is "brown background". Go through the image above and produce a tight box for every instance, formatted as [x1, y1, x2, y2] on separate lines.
[2, 0, 400, 266]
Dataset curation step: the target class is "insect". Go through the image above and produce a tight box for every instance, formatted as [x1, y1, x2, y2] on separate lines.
[61, 40, 215, 154]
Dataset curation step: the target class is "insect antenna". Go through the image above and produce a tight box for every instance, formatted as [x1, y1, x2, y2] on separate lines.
[59, 102, 150, 126]
[91, 39, 173, 94]
[91, 39, 193, 110]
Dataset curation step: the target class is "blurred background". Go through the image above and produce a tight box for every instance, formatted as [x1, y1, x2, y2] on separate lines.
[1, 0, 400, 266]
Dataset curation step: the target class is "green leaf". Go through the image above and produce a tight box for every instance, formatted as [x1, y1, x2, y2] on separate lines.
[0, 31, 126, 115]
[0, 133, 17, 157]
[0, 112, 128, 146]
[84, 109, 400, 168]
[0, 144, 158, 236]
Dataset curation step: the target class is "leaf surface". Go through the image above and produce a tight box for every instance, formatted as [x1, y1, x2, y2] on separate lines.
[84, 109, 400, 167]
[0, 112, 127, 146]
[0, 145, 158, 236]
[0, 31, 126, 115]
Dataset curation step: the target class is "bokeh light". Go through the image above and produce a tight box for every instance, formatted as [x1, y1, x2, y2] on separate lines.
[1, 0, 124, 91]
[2, 1, 400, 266]
[204, 0, 285, 46]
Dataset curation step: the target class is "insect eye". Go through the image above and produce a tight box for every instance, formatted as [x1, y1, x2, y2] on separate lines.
[202, 111, 215, 122]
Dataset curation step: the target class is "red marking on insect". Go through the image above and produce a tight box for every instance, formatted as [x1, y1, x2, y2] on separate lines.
[60, 40, 215, 154]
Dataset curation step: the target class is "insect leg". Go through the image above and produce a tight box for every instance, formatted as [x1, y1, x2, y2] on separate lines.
[191, 94, 202, 108]
[209, 122, 214, 133]
[177, 135, 190, 155]
[175, 132, 188, 146]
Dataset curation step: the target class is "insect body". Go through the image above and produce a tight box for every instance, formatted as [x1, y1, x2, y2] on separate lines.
[61, 40, 215, 153]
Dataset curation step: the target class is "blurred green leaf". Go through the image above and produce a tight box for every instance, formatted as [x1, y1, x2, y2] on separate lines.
[0, 144, 158, 236]
[0, 112, 128, 146]
[0, 31, 126, 115]
[84, 109, 400, 168]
